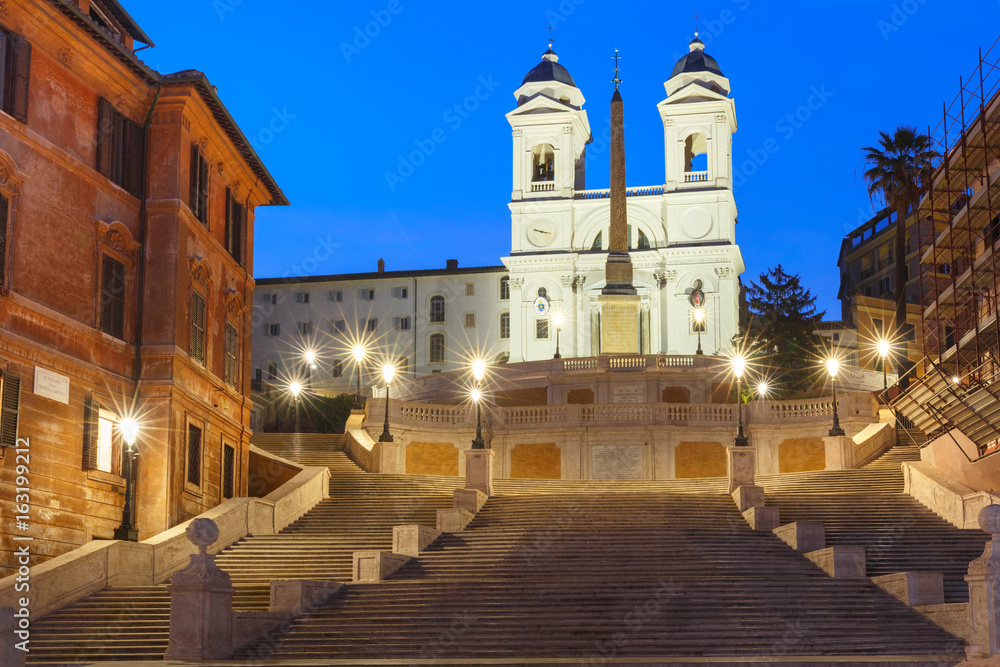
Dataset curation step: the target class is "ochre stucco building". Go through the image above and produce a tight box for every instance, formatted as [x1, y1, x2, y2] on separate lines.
[0, 0, 286, 574]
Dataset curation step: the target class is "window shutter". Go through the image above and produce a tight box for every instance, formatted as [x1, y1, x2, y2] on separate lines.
[190, 291, 206, 363]
[82, 396, 99, 469]
[237, 203, 246, 266]
[189, 144, 199, 215]
[0, 33, 8, 109]
[97, 98, 114, 179]
[100, 254, 114, 333]
[124, 120, 144, 197]
[0, 194, 8, 286]
[224, 187, 233, 256]
[198, 155, 209, 225]
[11, 35, 30, 124]
[0, 372, 19, 448]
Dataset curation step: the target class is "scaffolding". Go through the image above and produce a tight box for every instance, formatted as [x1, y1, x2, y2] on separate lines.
[918, 37, 1000, 385]
[897, 37, 1000, 455]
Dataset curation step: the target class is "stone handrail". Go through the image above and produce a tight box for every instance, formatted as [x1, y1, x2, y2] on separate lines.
[0, 457, 331, 619]
[366, 394, 874, 432]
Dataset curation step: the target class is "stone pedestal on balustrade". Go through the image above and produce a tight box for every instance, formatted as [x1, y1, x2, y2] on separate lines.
[465, 449, 494, 497]
[727, 446, 756, 494]
[966, 505, 1000, 658]
[164, 519, 234, 661]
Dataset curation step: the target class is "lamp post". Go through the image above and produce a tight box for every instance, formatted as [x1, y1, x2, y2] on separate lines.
[379, 364, 395, 443]
[827, 358, 845, 436]
[113, 419, 139, 542]
[877, 339, 890, 392]
[757, 382, 769, 399]
[693, 308, 705, 356]
[289, 382, 302, 432]
[553, 314, 563, 359]
[732, 355, 748, 447]
[352, 345, 366, 410]
[471, 359, 486, 449]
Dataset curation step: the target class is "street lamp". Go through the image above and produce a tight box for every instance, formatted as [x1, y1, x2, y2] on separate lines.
[113, 418, 140, 542]
[379, 364, 395, 443]
[471, 359, 486, 449]
[693, 308, 705, 356]
[289, 382, 302, 432]
[553, 314, 563, 359]
[876, 339, 890, 392]
[732, 354, 748, 447]
[827, 358, 845, 436]
[303, 349, 317, 369]
[352, 345, 366, 410]
[757, 382, 769, 399]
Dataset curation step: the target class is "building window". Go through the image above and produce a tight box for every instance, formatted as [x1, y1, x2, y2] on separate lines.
[465, 313, 476, 328]
[100, 254, 126, 340]
[429, 333, 445, 363]
[332, 319, 346, 334]
[500, 276, 510, 300]
[591, 231, 603, 251]
[187, 423, 202, 487]
[0, 371, 21, 449]
[224, 322, 238, 388]
[466, 283, 475, 296]
[190, 291, 206, 365]
[872, 318, 883, 336]
[833, 333, 840, 343]
[0, 28, 31, 124]
[332, 360, 343, 378]
[360, 288, 375, 300]
[500, 312, 510, 339]
[330, 290, 343, 302]
[0, 194, 8, 288]
[366, 318, 378, 332]
[189, 143, 209, 225]
[901, 323, 916, 342]
[224, 188, 246, 265]
[536, 319, 550, 340]
[879, 276, 891, 295]
[295, 291, 310, 304]
[430, 295, 445, 323]
[532, 143, 555, 182]
[397, 357, 409, 374]
[297, 321, 313, 336]
[83, 400, 121, 474]
[864, 286, 872, 297]
[222, 444, 235, 500]
[636, 229, 651, 250]
[396, 316, 411, 331]
[393, 286, 408, 299]
[265, 323, 280, 337]
[938, 264, 951, 275]
[266, 362, 277, 381]
[97, 98, 143, 197]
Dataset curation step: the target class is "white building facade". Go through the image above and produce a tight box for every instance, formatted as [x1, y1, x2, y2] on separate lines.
[251, 36, 746, 394]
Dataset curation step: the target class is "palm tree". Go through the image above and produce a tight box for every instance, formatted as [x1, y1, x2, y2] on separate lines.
[862, 126, 937, 387]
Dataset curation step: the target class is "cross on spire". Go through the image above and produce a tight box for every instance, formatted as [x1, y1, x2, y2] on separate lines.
[692, 12, 702, 36]
[546, 22, 556, 49]
[611, 49, 622, 90]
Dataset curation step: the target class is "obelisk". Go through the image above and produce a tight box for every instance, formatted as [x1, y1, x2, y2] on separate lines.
[598, 50, 641, 354]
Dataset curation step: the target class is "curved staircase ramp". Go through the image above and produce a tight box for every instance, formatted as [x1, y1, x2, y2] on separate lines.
[760, 444, 990, 603]
[25, 445, 462, 664]
[241, 481, 964, 662]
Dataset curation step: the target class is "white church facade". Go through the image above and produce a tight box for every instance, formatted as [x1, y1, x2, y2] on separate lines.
[251, 35, 746, 393]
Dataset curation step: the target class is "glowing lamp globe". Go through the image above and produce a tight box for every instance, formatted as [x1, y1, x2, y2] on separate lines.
[118, 418, 139, 447]
[877, 340, 890, 359]
[731, 355, 746, 380]
[352, 345, 366, 363]
[826, 358, 840, 378]
[382, 364, 395, 385]
[289, 382, 302, 398]
[472, 359, 486, 382]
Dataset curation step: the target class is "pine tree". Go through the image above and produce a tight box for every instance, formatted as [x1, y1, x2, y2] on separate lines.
[744, 265, 826, 397]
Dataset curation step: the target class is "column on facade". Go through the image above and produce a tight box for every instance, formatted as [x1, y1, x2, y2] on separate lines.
[590, 298, 601, 356]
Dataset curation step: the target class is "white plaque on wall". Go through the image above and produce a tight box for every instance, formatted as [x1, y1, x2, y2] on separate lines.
[592, 445, 643, 480]
[612, 385, 644, 403]
[34, 367, 70, 405]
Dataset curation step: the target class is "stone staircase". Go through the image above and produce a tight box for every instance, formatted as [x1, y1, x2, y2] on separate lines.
[760, 444, 989, 603]
[24, 433, 462, 664]
[238, 452, 968, 662]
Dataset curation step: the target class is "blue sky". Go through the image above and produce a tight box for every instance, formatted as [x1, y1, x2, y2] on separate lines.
[128, 0, 1000, 317]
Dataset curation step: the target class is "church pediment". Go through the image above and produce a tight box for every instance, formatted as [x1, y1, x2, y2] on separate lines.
[660, 81, 730, 105]
[507, 93, 576, 116]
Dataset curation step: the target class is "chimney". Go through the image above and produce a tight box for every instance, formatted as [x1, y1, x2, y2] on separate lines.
[377, 258, 385, 274]
[446, 259, 459, 270]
